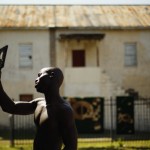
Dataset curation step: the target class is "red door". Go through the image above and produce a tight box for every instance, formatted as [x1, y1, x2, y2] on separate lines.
[72, 50, 85, 67]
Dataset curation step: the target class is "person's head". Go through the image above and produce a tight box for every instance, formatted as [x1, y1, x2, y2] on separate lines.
[35, 67, 64, 93]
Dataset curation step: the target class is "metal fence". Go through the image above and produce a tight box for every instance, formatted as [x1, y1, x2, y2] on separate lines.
[7, 97, 150, 146]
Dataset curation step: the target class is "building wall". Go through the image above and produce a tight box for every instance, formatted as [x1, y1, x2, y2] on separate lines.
[100, 30, 150, 98]
[0, 30, 50, 126]
[56, 29, 150, 98]
[1, 29, 148, 99]
[0, 29, 50, 100]
[0, 28, 150, 127]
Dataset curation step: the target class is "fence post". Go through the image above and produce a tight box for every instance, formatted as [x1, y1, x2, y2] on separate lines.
[110, 97, 114, 142]
[9, 114, 15, 147]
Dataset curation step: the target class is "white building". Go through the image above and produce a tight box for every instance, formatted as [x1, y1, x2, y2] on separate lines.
[0, 5, 150, 129]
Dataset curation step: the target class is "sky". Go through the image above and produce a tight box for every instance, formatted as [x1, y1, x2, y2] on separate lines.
[0, 0, 150, 5]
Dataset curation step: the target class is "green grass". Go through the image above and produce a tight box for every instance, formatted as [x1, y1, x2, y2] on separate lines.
[0, 140, 32, 150]
[0, 140, 150, 150]
[78, 140, 150, 150]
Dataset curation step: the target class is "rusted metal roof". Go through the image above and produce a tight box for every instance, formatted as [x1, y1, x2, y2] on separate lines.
[0, 5, 150, 29]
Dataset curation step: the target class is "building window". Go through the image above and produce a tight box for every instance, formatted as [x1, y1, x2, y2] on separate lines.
[19, 43, 33, 68]
[72, 50, 85, 67]
[124, 43, 137, 66]
[20, 94, 33, 102]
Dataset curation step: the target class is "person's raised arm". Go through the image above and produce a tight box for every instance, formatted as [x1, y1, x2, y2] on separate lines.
[0, 70, 38, 115]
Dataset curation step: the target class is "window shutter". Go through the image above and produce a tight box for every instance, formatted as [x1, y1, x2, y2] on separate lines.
[125, 43, 137, 66]
[19, 44, 32, 68]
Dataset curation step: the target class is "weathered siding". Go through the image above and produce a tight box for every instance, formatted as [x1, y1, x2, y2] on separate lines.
[0, 30, 50, 100]
[56, 29, 150, 98]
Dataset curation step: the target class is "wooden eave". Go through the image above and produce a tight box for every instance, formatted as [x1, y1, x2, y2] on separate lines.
[59, 33, 105, 40]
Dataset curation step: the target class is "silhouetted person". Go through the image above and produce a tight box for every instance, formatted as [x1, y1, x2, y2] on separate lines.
[0, 67, 78, 150]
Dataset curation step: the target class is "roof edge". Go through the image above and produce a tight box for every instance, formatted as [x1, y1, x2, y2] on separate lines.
[0, 26, 150, 31]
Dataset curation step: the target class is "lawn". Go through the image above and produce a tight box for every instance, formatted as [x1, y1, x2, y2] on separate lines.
[0, 140, 150, 150]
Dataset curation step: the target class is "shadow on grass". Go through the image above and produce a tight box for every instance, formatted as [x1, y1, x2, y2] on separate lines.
[79, 147, 150, 150]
